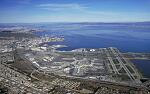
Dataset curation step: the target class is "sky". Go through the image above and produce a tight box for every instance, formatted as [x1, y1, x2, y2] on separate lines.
[0, 0, 150, 23]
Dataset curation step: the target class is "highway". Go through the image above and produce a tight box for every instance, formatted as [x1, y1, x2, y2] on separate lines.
[0, 63, 46, 94]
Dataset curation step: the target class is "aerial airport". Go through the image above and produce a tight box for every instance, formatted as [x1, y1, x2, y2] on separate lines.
[0, 0, 150, 94]
[0, 27, 150, 94]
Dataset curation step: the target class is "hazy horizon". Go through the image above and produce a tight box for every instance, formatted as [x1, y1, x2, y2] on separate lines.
[1, 21, 150, 24]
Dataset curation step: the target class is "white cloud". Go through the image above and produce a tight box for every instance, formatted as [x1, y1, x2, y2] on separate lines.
[37, 3, 88, 11]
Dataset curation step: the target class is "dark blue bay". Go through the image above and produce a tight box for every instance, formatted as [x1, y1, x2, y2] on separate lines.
[132, 60, 150, 78]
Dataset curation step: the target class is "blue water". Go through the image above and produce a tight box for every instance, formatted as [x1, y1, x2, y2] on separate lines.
[0, 23, 150, 52]
[0, 22, 150, 77]
[32, 23, 150, 52]
[132, 60, 150, 78]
